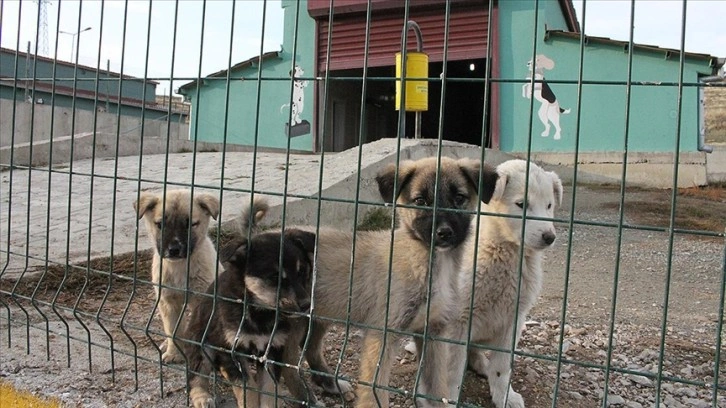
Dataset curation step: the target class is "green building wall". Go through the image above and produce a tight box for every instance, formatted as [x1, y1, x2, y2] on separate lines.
[497, 0, 715, 153]
[0, 49, 156, 103]
[1, 48, 167, 120]
[184, 0, 316, 151]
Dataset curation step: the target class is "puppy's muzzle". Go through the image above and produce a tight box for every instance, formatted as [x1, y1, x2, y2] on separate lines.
[433, 223, 458, 249]
[164, 239, 188, 259]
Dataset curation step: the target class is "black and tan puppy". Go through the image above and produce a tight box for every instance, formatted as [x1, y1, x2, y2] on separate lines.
[302, 157, 499, 407]
[183, 225, 319, 408]
[134, 189, 221, 363]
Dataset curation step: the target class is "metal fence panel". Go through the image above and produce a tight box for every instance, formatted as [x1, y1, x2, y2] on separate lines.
[1, 1, 724, 407]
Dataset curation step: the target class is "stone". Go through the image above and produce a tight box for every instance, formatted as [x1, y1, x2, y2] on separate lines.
[606, 394, 626, 406]
[628, 374, 654, 387]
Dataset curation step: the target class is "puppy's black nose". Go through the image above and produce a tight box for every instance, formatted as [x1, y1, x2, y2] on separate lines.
[542, 231, 556, 246]
[436, 226, 453, 243]
[167, 244, 184, 258]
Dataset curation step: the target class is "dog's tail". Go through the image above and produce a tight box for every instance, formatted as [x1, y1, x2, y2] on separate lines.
[239, 196, 269, 237]
[560, 108, 571, 114]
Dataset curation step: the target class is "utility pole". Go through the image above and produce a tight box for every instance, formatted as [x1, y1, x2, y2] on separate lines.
[24, 42, 31, 103]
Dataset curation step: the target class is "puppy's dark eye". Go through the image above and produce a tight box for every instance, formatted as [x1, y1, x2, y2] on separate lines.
[454, 194, 468, 207]
[515, 201, 524, 209]
[155, 221, 162, 229]
[191, 221, 200, 227]
[414, 197, 427, 207]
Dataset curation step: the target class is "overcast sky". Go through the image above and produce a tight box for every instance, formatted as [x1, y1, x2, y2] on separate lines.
[571, 0, 725, 56]
[1, 0, 724, 96]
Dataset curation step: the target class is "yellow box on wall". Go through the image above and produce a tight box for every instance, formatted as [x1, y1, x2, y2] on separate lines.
[395, 52, 429, 112]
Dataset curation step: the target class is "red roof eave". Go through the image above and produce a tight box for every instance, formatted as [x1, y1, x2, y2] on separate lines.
[558, 0, 580, 33]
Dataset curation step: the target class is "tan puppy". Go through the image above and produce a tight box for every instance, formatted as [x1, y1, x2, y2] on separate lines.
[303, 157, 499, 408]
[134, 189, 221, 363]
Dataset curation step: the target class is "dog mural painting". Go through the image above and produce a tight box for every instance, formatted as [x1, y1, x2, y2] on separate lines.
[281, 64, 311, 138]
[522, 54, 571, 140]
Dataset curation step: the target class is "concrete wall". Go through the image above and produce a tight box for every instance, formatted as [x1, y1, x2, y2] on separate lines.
[0, 132, 252, 168]
[0, 101, 188, 147]
[706, 143, 726, 183]
[518, 151, 709, 188]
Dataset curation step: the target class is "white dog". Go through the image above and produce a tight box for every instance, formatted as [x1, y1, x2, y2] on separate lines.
[438, 159, 562, 408]
[522, 55, 570, 140]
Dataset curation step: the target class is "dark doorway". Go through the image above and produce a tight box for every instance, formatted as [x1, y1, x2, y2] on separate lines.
[319, 58, 490, 152]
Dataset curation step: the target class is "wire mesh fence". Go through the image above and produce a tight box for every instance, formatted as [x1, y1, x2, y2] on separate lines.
[1, 0, 725, 407]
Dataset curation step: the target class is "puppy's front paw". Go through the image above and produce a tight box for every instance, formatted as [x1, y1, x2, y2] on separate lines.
[190, 389, 215, 408]
[334, 379, 354, 396]
[161, 338, 185, 363]
[403, 340, 418, 356]
[494, 390, 524, 408]
[162, 348, 184, 364]
[313, 375, 355, 398]
[192, 396, 215, 408]
[468, 350, 490, 377]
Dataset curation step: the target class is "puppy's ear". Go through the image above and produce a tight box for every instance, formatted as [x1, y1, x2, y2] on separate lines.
[196, 193, 220, 220]
[458, 159, 499, 204]
[286, 229, 317, 254]
[376, 161, 416, 203]
[490, 168, 508, 203]
[549, 171, 563, 206]
[220, 238, 248, 267]
[134, 192, 158, 220]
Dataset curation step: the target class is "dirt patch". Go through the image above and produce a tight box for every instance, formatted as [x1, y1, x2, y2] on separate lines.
[679, 182, 726, 203]
[597, 184, 725, 233]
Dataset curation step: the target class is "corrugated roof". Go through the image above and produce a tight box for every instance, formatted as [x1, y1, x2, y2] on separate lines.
[546, 30, 723, 70]
[0, 75, 187, 115]
[0, 46, 159, 85]
[177, 51, 281, 93]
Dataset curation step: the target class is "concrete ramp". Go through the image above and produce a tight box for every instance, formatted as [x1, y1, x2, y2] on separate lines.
[257, 138, 517, 230]
[1, 138, 601, 280]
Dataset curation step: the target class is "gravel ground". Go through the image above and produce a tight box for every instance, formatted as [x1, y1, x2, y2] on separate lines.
[1, 184, 724, 407]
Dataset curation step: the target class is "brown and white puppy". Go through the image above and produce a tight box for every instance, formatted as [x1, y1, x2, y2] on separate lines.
[302, 157, 499, 408]
[134, 189, 221, 363]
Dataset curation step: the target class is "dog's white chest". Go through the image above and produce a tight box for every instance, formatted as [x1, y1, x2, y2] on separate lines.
[463, 246, 542, 338]
[412, 254, 460, 329]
